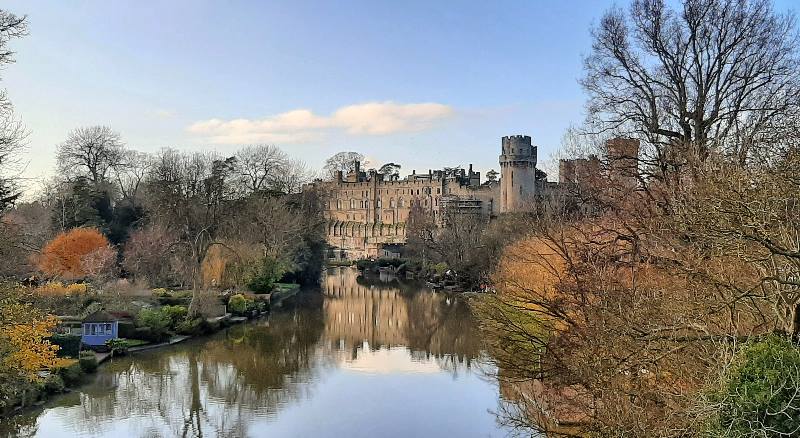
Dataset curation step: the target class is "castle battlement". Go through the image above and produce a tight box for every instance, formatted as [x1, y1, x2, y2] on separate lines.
[315, 134, 541, 258]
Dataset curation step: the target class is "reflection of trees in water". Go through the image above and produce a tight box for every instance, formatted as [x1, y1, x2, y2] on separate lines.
[6, 270, 486, 436]
[323, 267, 484, 370]
[50, 293, 325, 437]
[0, 408, 41, 437]
[198, 296, 326, 429]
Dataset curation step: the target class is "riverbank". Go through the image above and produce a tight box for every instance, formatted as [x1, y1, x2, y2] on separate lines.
[338, 258, 488, 293]
[0, 283, 300, 418]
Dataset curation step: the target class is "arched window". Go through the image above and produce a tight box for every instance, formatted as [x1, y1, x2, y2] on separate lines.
[398, 198, 405, 207]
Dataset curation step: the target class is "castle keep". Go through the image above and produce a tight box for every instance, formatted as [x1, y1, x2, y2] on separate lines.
[499, 135, 538, 213]
[313, 135, 543, 258]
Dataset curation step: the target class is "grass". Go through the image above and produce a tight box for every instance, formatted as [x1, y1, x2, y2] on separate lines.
[118, 338, 149, 347]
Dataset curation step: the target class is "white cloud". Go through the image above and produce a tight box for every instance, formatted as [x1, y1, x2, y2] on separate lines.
[187, 101, 454, 144]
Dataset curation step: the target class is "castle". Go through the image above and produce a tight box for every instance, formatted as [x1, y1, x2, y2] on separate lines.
[313, 135, 544, 258]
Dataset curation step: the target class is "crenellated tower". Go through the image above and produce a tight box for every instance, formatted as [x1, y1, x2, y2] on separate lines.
[499, 135, 537, 213]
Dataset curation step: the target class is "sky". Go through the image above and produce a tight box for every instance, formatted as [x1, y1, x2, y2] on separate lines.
[2, 0, 796, 188]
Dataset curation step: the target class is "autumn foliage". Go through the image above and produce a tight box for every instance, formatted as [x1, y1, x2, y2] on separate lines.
[0, 284, 69, 381]
[39, 228, 113, 280]
[33, 281, 88, 296]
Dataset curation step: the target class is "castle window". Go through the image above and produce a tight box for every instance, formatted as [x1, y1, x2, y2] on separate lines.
[389, 198, 396, 208]
[436, 188, 440, 194]
[377, 198, 382, 208]
[337, 199, 342, 209]
[399, 198, 405, 207]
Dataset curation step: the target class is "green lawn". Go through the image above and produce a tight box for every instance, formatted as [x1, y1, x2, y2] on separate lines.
[118, 338, 149, 347]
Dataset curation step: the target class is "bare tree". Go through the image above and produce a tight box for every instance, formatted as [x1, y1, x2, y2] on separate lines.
[268, 157, 311, 194]
[113, 150, 152, 207]
[226, 195, 306, 260]
[234, 144, 288, 193]
[322, 151, 364, 178]
[583, 0, 800, 172]
[0, 10, 27, 213]
[56, 126, 125, 185]
[143, 149, 237, 314]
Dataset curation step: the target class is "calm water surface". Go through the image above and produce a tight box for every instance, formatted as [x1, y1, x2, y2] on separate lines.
[3, 268, 511, 437]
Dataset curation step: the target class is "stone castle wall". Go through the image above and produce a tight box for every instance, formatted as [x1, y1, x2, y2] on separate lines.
[311, 135, 537, 258]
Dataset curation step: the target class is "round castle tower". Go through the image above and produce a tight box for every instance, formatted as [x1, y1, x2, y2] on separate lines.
[499, 135, 537, 213]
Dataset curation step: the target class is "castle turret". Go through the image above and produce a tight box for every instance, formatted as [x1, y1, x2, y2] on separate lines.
[499, 135, 537, 213]
[606, 138, 639, 188]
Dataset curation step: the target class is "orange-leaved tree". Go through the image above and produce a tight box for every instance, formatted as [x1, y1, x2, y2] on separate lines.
[39, 228, 113, 280]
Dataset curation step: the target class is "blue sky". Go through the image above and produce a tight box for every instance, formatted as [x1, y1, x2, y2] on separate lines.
[3, 0, 796, 185]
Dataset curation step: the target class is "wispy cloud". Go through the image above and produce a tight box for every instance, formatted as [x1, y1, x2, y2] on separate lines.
[151, 108, 176, 119]
[187, 101, 454, 144]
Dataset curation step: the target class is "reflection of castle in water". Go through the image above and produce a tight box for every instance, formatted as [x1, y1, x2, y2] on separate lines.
[322, 268, 482, 361]
[4, 270, 489, 438]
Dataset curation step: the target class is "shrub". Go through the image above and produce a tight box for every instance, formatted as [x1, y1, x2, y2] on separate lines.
[57, 361, 83, 386]
[42, 374, 65, 394]
[78, 351, 98, 373]
[432, 262, 449, 276]
[34, 282, 88, 296]
[175, 317, 210, 336]
[708, 335, 800, 436]
[160, 305, 188, 327]
[152, 288, 171, 297]
[247, 257, 285, 294]
[105, 339, 131, 357]
[136, 308, 171, 339]
[130, 326, 163, 343]
[49, 334, 81, 358]
[153, 289, 192, 305]
[228, 294, 251, 315]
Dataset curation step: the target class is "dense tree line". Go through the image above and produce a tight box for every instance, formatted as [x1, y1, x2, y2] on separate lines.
[2, 128, 327, 316]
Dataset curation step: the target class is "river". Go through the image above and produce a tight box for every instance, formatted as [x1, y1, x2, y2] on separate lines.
[1, 268, 512, 437]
